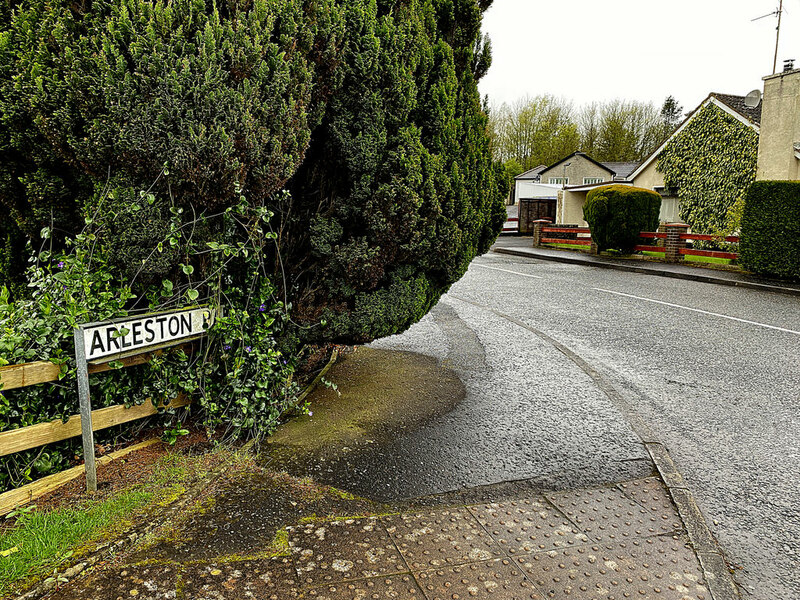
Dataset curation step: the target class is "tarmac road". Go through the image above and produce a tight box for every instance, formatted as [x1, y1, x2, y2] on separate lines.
[368, 251, 799, 600]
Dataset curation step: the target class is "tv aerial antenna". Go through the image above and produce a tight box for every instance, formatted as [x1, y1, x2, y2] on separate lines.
[752, 1, 786, 74]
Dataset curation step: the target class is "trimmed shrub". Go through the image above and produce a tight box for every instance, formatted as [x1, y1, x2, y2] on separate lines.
[739, 181, 800, 279]
[583, 184, 661, 252]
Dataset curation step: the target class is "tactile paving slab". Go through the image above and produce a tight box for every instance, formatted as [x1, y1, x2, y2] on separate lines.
[415, 558, 545, 600]
[516, 536, 709, 600]
[617, 535, 709, 598]
[545, 486, 682, 543]
[304, 573, 424, 599]
[618, 477, 681, 520]
[50, 564, 179, 600]
[180, 557, 302, 600]
[289, 518, 407, 586]
[469, 497, 591, 555]
[383, 508, 502, 570]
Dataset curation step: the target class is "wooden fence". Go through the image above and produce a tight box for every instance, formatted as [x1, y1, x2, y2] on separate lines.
[533, 221, 740, 263]
[0, 349, 191, 512]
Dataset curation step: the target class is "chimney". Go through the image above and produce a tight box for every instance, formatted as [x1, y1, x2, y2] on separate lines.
[784, 59, 795, 72]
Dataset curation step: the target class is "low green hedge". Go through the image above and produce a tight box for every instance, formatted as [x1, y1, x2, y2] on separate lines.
[740, 181, 800, 279]
[583, 185, 661, 252]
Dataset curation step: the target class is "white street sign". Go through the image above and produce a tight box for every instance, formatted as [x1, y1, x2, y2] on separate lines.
[82, 307, 215, 361]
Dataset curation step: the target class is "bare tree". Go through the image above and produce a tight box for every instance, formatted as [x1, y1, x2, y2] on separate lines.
[488, 95, 579, 170]
[489, 95, 676, 168]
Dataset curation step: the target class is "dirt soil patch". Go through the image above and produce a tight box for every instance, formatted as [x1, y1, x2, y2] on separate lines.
[32, 428, 220, 514]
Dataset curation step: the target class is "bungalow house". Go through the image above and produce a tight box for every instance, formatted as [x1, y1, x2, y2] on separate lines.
[516, 152, 638, 228]
[512, 165, 547, 201]
[538, 151, 638, 187]
[556, 93, 762, 228]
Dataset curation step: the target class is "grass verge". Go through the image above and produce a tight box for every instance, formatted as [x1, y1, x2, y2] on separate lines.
[0, 451, 208, 597]
[542, 243, 591, 251]
[641, 251, 733, 265]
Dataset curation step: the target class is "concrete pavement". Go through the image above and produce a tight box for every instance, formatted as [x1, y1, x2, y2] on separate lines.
[46, 347, 722, 600]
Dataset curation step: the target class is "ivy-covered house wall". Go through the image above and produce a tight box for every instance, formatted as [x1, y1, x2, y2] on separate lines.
[656, 103, 759, 235]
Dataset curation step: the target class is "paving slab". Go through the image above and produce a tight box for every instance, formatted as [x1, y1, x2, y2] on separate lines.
[383, 508, 503, 570]
[415, 559, 544, 600]
[617, 477, 679, 518]
[289, 518, 408, 586]
[50, 564, 180, 600]
[546, 486, 682, 544]
[179, 557, 301, 600]
[304, 574, 425, 599]
[468, 498, 590, 555]
[515, 536, 710, 600]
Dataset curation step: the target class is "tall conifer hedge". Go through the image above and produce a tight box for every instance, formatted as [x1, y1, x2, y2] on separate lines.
[0, 0, 505, 344]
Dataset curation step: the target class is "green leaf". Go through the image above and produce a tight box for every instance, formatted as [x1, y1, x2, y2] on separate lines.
[186, 288, 199, 301]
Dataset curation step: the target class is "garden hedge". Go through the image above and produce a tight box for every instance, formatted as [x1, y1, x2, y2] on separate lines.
[739, 181, 800, 279]
[0, 0, 505, 344]
[0, 0, 506, 487]
[583, 184, 661, 252]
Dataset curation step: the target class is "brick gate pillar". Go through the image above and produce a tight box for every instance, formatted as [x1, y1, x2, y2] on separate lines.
[664, 223, 690, 263]
[532, 220, 551, 247]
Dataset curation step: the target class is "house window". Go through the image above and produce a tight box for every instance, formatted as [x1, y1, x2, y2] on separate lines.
[584, 177, 604, 184]
[549, 177, 569, 185]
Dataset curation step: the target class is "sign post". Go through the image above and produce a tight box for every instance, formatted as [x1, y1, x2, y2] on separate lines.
[74, 307, 215, 492]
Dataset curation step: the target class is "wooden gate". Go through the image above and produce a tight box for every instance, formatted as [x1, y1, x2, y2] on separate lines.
[518, 198, 557, 234]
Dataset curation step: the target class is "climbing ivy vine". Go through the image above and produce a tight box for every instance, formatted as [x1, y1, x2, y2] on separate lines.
[656, 103, 758, 235]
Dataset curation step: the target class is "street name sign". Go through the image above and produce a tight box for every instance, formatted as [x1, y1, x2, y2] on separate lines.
[74, 307, 215, 491]
[82, 308, 215, 361]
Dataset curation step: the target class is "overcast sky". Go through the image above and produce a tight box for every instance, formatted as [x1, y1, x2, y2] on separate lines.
[479, 0, 800, 113]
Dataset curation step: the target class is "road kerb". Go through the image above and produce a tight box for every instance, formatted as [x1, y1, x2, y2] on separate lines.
[698, 551, 742, 600]
[451, 295, 742, 600]
[491, 247, 800, 297]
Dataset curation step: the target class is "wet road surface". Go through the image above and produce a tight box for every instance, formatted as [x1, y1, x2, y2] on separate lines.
[368, 251, 797, 600]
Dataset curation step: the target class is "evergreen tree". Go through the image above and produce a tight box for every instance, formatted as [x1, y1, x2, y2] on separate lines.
[0, 0, 505, 343]
[284, 0, 506, 342]
[660, 95, 684, 133]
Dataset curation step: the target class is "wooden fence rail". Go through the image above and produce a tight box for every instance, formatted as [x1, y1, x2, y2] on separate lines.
[532, 220, 740, 264]
[0, 334, 199, 511]
[0, 348, 191, 459]
[0, 361, 62, 391]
